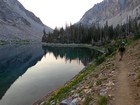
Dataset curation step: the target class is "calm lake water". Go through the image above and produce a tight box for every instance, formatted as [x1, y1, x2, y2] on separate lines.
[0, 44, 101, 105]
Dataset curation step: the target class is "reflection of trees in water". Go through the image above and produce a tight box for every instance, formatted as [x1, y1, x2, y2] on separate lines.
[0, 45, 101, 101]
[42, 46, 101, 66]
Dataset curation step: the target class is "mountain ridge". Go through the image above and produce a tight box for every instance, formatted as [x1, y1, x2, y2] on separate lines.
[0, 0, 52, 41]
[79, 0, 140, 27]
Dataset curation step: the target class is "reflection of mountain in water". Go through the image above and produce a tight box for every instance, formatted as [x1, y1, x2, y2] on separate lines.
[0, 44, 44, 100]
[0, 45, 101, 100]
[42, 46, 101, 66]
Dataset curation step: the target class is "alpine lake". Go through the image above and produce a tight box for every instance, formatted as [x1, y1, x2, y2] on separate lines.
[0, 44, 102, 105]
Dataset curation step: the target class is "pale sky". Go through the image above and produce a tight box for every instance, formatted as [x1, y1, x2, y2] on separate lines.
[18, 0, 103, 29]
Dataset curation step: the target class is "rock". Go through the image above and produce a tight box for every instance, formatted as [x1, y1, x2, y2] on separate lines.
[135, 74, 140, 80]
[81, 97, 86, 103]
[100, 88, 108, 96]
[40, 102, 45, 105]
[98, 73, 104, 79]
[71, 90, 75, 94]
[60, 98, 73, 105]
[111, 71, 115, 74]
[50, 100, 56, 105]
[83, 89, 92, 94]
[61, 98, 80, 105]
[128, 73, 136, 77]
[70, 98, 78, 105]
[72, 94, 79, 98]
[106, 81, 115, 87]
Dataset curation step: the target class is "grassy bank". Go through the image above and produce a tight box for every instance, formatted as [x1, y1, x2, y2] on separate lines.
[45, 64, 96, 104]
[43, 54, 112, 105]
[43, 47, 114, 105]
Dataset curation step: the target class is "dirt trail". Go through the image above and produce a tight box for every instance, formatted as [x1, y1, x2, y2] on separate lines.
[114, 55, 135, 105]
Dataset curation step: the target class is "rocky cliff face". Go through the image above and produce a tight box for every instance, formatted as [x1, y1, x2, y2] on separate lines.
[79, 0, 140, 27]
[0, 0, 52, 41]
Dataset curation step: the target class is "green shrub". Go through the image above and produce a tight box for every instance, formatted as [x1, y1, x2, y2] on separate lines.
[97, 95, 108, 105]
[83, 96, 92, 105]
[96, 79, 102, 86]
[95, 55, 106, 65]
[134, 34, 140, 40]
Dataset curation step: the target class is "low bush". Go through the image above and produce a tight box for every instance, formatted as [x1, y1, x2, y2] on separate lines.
[97, 95, 108, 105]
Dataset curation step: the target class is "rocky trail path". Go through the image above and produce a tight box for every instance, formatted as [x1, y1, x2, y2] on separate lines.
[112, 41, 140, 105]
[114, 56, 134, 105]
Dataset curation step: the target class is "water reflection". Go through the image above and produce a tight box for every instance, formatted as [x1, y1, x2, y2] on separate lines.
[42, 46, 100, 65]
[0, 45, 101, 105]
[0, 44, 44, 100]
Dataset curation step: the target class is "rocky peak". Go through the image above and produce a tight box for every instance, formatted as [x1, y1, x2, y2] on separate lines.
[79, 0, 140, 27]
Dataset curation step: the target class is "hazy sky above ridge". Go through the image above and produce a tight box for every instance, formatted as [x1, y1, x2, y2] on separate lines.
[18, 0, 103, 29]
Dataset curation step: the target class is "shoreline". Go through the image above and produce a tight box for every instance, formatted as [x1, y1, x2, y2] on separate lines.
[33, 62, 94, 105]
[42, 43, 105, 54]
[42, 43, 92, 47]
[33, 43, 107, 105]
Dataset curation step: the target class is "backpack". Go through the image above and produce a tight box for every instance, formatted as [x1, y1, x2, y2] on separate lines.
[119, 41, 125, 52]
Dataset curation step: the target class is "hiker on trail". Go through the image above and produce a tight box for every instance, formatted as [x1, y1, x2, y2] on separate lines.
[118, 41, 126, 61]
